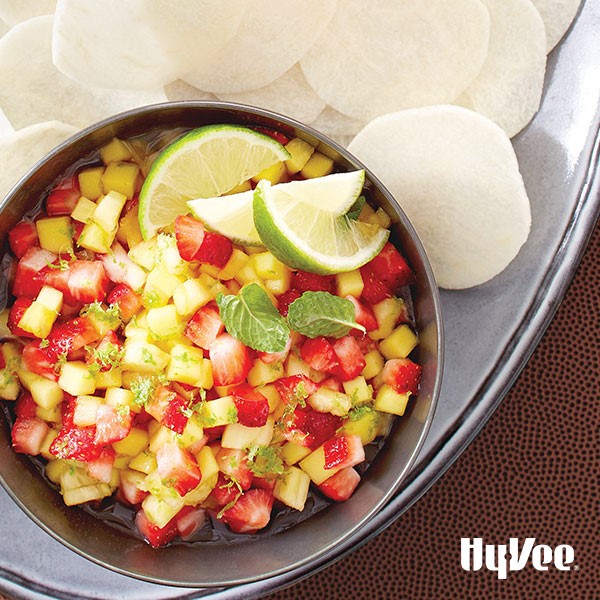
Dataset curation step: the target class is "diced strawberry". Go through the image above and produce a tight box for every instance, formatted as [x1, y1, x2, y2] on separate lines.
[209, 472, 242, 507]
[274, 374, 318, 404]
[100, 243, 147, 290]
[106, 283, 142, 321]
[332, 336, 366, 381]
[86, 330, 123, 372]
[12, 247, 57, 298]
[48, 316, 100, 358]
[11, 417, 49, 455]
[72, 221, 85, 243]
[323, 434, 365, 470]
[365, 242, 414, 291]
[359, 265, 392, 304]
[209, 333, 252, 387]
[42, 263, 72, 298]
[45, 176, 80, 216]
[8, 221, 39, 259]
[231, 384, 269, 427]
[49, 425, 103, 462]
[196, 232, 233, 268]
[156, 442, 202, 496]
[252, 475, 277, 491]
[204, 424, 226, 442]
[85, 447, 116, 483]
[174, 215, 205, 261]
[220, 488, 274, 534]
[21, 340, 59, 381]
[119, 470, 148, 506]
[283, 406, 342, 449]
[66, 260, 110, 303]
[135, 509, 177, 548]
[94, 403, 132, 445]
[320, 377, 343, 392]
[14, 392, 37, 419]
[185, 302, 224, 349]
[176, 506, 206, 540]
[7, 297, 36, 338]
[277, 289, 301, 317]
[301, 337, 339, 373]
[216, 448, 253, 490]
[257, 335, 291, 364]
[382, 358, 422, 395]
[253, 126, 290, 145]
[292, 270, 336, 294]
[346, 295, 378, 332]
[319, 467, 361, 501]
[145, 386, 189, 435]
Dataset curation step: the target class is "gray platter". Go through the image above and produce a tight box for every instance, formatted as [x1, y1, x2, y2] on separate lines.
[1, 1, 599, 597]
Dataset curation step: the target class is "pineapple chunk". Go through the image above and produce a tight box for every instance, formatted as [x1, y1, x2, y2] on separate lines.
[40, 428, 60, 459]
[252, 161, 287, 184]
[104, 386, 136, 410]
[285, 353, 312, 377]
[36, 405, 62, 423]
[93, 190, 128, 234]
[379, 324, 418, 359]
[128, 236, 158, 270]
[71, 196, 97, 223]
[116, 205, 143, 248]
[221, 417, 274, 450]
[77, 221, 111, 253]
[58, 362, 97, 396]
[374, 384, 410, 416]
[284, 138, 315, 174]
[274, 466, 311, 511]
[112, 427, 149, 456]
[73, 395, 103, 427]
[142, 493, 183, 528]
[264, 276, 291, 296]
[37, 286, 63, 312]
[46, 459, 69, 484]
[362, 349, 385, 380]
[129, 450, 157, 474]
[166, 344, 208, 386]
[342, 376, 373, 406]
[18, 286, 63, 338]
[339, 408, 381, 444]
[101, 161, 140, 198]
[202, 396, 237, 427]
[182, 446, 219, 505]
[299, 445, 341, 485]
[121, 340, 170, 373]
[146, 305, 182, 339]
[234, 262, 261, 286]
[219, 248, 249, 281]
[369, 297, 406, 340]
[36, 216, 73, 254]
[281, 441, 311, 465]
[172, 278, 212, 316]
[225, 179, 252, 195]
[307, 387, 352, 416]
[78, 167, 104, 200]
[249, 252, 290, 281]
[247, 359, 284, 387]
[63, 484, 112, 506]
[178, 413, 205, 449]
[18, 369, 63, 409]
[0, 367, 20, 400]
[258, 383, 282, 413]
[101, 138, 132, 164]
[301, 152, 333, 179]
[95, 367, 123, 389]
[143, 265, 185, 307]
[336, 270, 364, 298]
[148, 425, 178, 454]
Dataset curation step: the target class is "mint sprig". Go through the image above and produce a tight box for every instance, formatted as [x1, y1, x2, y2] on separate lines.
[287, 291, 365, 338]
[216, 283, 290, 353]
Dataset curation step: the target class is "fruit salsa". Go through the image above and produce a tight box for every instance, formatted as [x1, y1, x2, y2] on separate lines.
[0, 125, 422, 547]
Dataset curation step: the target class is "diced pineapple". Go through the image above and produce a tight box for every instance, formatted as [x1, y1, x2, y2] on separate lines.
[369, 297, 406, 340]
[63, 484, 113, 506]
[166, 344, 207, 386]
[202, 396, 237, 427]
[178, 413, 205, 449]
[120, 468, 146, 491]
[379, 324, 418, 359]
[104, 386, 135, 410]
[225, 179, 252, 195]
[219, 248, 249, 281]
[146, 305, 182, 339]
[121, 340, 170, 373]
[36, 216, 73, 254]
[339, 408, 381, 444]
[284, 138, 315, 174]
[73, 395, 103, 427]
[0, 367, 20, 400]
[264, 276, 291, 296]
[156, 233, 189, 276]
[182, 446, 219, 505]
[58, 362, 97, 396]
[281, 441, 311, 465]
[94, 368, 123, 389]
[342, 376, 373, 406]
[18, 295, 60, 339]
[129, 450, 157, 474]
[374, 384, 410, 416]
[247, 359, 284, 387]
[172, 278, 212, 316]
[307, 387, 352, 417]
[101, 138, 132, 164]
[93, 190, 128, 234]
[46, 458, 69, 484]
[199, 263, 221, 278]
[39, 428, 60, 459]
[249, 252, 289, 281]
[142, 493, 183, 528]
[301, 152, 334, 179]
[364, 207, 392, 229]
[18, 369, 63, 409]
[148, 425, 178, 454]
[128, 236, 157, 270]
[116, 204, 143, 249]
[336, 270, 364, 298]
[274, 466, 311, 511]
[252, 161, 287, 184]
[299, 445, 341, 485]
[37, 286, 64, 312]
[258, 383, 282, 413]
[234, 262, 261, 286]
[221, 417, 274, 450]
[36, 405, 62, 423]
[285, 353, 312, 377]
[362, 349, 385, 380]
[112, 427, 149, 456]
[143, 265, 185, 307]
[78, 167, 105, 200]
[358, 202, 376, 222]
[77, 221, 111, 253]
[101, 162, 140, 198]
[71, 196, 97, 223]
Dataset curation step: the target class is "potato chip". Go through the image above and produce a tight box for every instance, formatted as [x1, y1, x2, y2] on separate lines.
[164, 80, 217, 102]
[0, 120, 77, 201]
[0, 16, 166, 130]
[0, 0, 56, 25]
[182, 0, 337, 93]
[300, 0, 490, 122]
[217, 64, 326, 124]
[530, 0, 582, 52]
[455, 0, 547, 138]
[53, 0, 247, 90]
[347, 106, 532, 290]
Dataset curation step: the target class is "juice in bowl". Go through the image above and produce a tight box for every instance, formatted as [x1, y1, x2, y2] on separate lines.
[0, 102, 442, 586]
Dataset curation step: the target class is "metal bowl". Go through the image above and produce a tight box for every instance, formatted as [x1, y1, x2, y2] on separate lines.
[0, 102, 443, 587]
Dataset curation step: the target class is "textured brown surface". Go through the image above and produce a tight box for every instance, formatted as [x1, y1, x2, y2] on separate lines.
[266, 222, 599, 600]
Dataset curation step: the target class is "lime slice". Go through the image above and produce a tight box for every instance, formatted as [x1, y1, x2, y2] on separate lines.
[138, 124, 290, 239]
[187, 170, 366, 246]
[253, 179, 389, 274]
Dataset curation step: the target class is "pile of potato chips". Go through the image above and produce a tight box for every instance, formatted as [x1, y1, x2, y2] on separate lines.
[0, 0, 583, 288]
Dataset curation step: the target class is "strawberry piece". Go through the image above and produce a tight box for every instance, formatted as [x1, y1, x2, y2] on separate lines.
[12, 247, 57, 298]
[292, 270, 336, 294]
[50, 425, 103, 462]
[209, 333, 251, 387]
[7, 297, 36, 338]
[21, 340, 59, 381]
[85, 447, 116, 483]
[146, 386, 189, 435]
[209, 472, 242, 507]
[257, 335, 291, 364]
[45, 176, 80, 216]
[174, 215, 205, 261]
[42, 262, 72, 298]
[382, 358, 422, 395]
[86, 330, 122, 372]
[156, 442, 202, 496]
[220, 488, 274, 534]
[176, 506, 206, 540]
[323, 434, 365, 470]
[319, 467, 361, 501]
[283, 406, 342, 449]
[253, 126, 290, 145]
[320, 377, 343, 392]
[100, 243, 147, 291]
[106, 283, 142, 322]
[14, 392, 38, 419]
[8, 221, 39, 258]
[359, 265, 392, 304]
[119, 471, 148, 506]
[185, 302, 224, 349]
[204, 424, 226, 442]
[252, 475, 277, 491]
[231, 384, 269, 427]
[195, 231, 232, 268]
[277, 289, 301, 317]
[345, 295, 378, 332]
[135, 509, 178, 548]
[94, 403, 132, 445]
[66, 260, 110, 303]
[11, 417, 49, 455]
[48, 316, 100, 358]
[216, 448, 253, 490]
[274, 374, 318, 404]
[365, 242, 414, 291]
[332, 335, 366, 381]
[301, 337, 339, 373]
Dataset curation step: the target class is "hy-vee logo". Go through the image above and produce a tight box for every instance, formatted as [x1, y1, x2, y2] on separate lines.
[461, 538, 575, 580]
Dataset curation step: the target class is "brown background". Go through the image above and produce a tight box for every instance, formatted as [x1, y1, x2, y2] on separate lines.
[1, 223, 598, 599]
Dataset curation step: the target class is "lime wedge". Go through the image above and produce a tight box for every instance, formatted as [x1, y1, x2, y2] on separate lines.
[187, 170, 366, 246]
[138, 124, 290, 239]
[253, 179, 389, 274]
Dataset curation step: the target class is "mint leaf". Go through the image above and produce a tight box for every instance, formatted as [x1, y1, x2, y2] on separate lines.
[287, 291, 366, 338]
[346, 195, 366, 220]
[216, 283, 290, 353]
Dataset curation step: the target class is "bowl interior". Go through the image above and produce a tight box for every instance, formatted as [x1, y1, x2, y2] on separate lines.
[0, 102, 442, 587]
